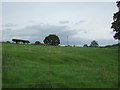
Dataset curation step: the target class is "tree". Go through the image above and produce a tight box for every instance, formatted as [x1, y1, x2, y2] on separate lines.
[22, 40, 26, 44]
[83, 44, 88, 47]
[43, 34, 60, 46]
[90, 40, 99, 47]
[12, 39, 30, 44]
[12, 39, 20, 44]
[35, 41, 41, 44]
[6, 41, 10, 43]
[26, 40, 30, 44]
[111, 1, 120, 40]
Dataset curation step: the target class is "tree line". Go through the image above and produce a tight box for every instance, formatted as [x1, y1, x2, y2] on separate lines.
[11, 34, 60, 46]
[83, 40, 99, 47]
[11, 34, 99, 47]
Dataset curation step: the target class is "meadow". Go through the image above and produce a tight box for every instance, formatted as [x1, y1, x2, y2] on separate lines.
[2, 43, 118, 88]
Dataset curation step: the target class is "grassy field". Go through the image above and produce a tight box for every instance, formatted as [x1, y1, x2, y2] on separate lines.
[2, 43, 118, 88]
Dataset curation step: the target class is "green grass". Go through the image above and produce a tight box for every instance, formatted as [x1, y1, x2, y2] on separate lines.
[2, 43, 118, 88]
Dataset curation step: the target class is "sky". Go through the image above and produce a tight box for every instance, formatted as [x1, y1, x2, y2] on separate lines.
[1, 0, 117, 2]
[1, 2, 119, 46]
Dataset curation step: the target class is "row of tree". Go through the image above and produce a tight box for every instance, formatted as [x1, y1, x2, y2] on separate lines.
[83, 40, 99, 47]
[33, 34, 60, 46]
[33, 34, 99, 47]
[11, 35, 99, 47]
[11, 34, 60, 46]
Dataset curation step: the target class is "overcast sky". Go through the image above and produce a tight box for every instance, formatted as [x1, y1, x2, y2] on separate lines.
[2, 2, 119, 46]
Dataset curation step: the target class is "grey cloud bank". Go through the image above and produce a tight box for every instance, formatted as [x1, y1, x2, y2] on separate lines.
[59, 21, 70, 24]
[4, 23, 18, 27]
[75, 20, 86, 24]
[3, 24, 118, 46]
[3, 24, 76, 45]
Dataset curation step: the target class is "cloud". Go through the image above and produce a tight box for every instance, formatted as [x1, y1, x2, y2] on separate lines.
[59, 21, 69, 24]
[75, 20, 85, 24]
[4, 23, 18, 27]
[28, 20, 35, 23]
[2, 24, 117, 46]
[2, 24, 77, 44]
[84, 32, 87, 34]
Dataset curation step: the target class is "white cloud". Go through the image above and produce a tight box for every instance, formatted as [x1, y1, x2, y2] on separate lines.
[28, 20, 35, 23]
[3, 23, 18, 27]
[59, 21, 69, 24]
[75, 20, 85, 24]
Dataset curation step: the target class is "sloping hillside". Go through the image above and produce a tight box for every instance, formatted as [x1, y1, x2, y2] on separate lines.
[2, 43, 118, 88]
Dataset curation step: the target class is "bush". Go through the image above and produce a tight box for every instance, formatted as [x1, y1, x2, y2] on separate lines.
[35, 41, 41, 45]
[83, 44, 88, 47]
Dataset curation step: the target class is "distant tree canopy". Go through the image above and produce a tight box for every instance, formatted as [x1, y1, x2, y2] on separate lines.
[35, 41, 41, 44]
[111, 1, 120, 40]
[6, 41, 10, 43]
[90, 40, 99, 47]
[12, 39, 30, 44]
[83, 44, 88, 47]
[43, 34, 60, 46]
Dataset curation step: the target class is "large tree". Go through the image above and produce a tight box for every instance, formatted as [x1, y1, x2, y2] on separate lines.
[43, 34, 60, 46]
[111, 1, 120, 40]
[90, 40, 99, 47]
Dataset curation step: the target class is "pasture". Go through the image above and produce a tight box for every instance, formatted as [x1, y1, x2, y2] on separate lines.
[2, 43, 118, 88]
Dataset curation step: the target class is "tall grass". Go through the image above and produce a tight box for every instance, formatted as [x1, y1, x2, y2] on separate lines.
[2, 43, 118, 88]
